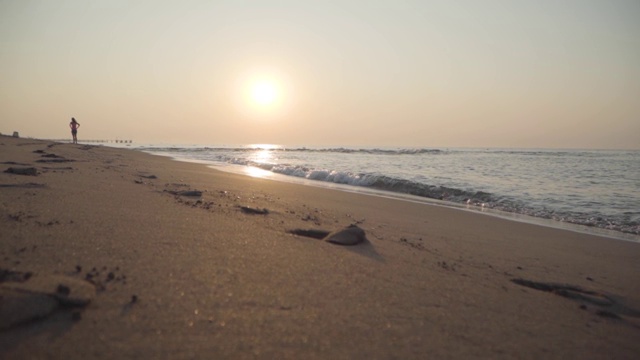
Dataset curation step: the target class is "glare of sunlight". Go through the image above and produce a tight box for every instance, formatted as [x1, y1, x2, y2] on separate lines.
[243, 166, 273, 178]
[233, 67, 294, 120]
[248, 143, 283, 150]
[243, 145, 281, 178]
[251, 81, 278, 106]
[253, 149, 273, 163]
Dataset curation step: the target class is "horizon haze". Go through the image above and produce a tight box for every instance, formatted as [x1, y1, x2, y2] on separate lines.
[1, 0, 639, 149]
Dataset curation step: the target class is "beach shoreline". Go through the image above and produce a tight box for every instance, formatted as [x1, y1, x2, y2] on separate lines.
[141, 149, 640, 244]
[2, 136, 639, 359]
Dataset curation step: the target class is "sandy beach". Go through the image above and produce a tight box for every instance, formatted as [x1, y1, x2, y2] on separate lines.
[1, 135, 639, 359]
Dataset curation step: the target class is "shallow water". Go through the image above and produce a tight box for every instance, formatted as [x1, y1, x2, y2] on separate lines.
[136, 144, 640, 241]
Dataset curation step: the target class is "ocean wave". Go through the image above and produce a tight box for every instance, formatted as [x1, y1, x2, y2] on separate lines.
[138, 146, 444, 156]
[286, 147, 444, 155]
[256, 163, 496, 203]
[139, 146, 640, 236]
[254, 163, 639, 235]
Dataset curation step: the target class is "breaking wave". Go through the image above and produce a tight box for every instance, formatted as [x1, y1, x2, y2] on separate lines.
[137, 146, 443, 156]
[137, 145, 640, 238]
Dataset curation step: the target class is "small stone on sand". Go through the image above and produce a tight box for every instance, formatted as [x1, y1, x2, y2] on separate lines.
[324, 225, 368, 246]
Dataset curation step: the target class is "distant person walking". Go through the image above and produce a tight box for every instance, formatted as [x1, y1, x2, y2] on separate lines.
[69, 117, 80, 144]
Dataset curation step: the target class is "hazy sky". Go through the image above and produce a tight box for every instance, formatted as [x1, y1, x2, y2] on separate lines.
[1, 0, 639, 149]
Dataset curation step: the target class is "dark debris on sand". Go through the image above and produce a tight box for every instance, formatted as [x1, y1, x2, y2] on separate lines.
[289, 224, 368, 246]
[4, 167, 38, 176]
[0, 183, 46, 188]
[165, 189, 203, 197]
[35, 158, 75, 163]
[239, 206, 270, 215]
[511, 278, 640, 320]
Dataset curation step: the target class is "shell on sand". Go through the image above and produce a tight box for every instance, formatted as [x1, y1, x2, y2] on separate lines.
[323, 225, 368, 246]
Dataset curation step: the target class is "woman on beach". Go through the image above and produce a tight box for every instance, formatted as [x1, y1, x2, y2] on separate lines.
[69, 117, 80, 144]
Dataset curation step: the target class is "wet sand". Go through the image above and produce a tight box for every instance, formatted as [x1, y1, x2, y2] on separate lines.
[1, 135, 639, 359]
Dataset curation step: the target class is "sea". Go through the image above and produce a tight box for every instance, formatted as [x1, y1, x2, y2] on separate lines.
[133, 144, 640, 242]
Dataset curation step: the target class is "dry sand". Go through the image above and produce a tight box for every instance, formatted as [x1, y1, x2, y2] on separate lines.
[1, 135, 639, 359]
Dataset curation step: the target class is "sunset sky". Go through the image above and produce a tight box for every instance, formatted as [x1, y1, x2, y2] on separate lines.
[1, 0, 639, 149]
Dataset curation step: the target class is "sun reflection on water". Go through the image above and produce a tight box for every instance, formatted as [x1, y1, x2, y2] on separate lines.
[247, 143, 282, 150]
[243, 144, 282, 178]
[243, 166, 273, 178]
[251, 149, 274, 163]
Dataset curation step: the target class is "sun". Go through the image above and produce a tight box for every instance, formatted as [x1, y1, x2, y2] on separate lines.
[234, 67, 293, 119]
[251, 81, 278, 106]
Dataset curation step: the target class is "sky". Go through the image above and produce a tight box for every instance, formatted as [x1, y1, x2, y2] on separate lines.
[1, 0, 639, 149]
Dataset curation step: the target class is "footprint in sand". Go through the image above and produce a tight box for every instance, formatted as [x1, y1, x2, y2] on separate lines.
[35, 158, 75, 163]
[0, 183, 45, 188]
[0, 161, 30, 166]
[3, 167, 38, 176]
[0, 270, 96, 330]
[511, 278, 640, 320]
[239, 206, 269, 215]
[168, 190, 203, 197]
[163, 183, 202, 197]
